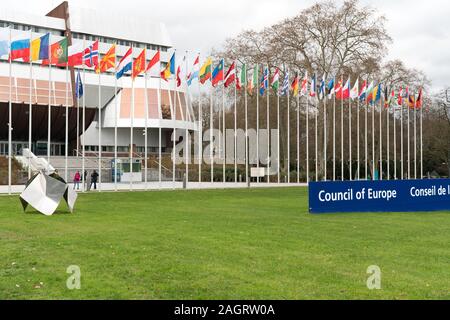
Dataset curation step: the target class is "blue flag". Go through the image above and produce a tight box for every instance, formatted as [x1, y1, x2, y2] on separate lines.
[75, 72, 83, 99]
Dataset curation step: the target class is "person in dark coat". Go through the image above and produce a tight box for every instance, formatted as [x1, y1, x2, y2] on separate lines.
[90, 170, 99, 190]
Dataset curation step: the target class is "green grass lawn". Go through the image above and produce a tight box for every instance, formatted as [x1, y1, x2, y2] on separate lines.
[0, 187, 449, 299]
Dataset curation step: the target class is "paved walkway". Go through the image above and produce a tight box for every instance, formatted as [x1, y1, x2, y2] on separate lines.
[0, 181, 308, 195]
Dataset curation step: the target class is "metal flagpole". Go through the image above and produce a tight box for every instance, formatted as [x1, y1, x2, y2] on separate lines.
[333, 76, 336, 181]
[401, 95, 404, 179]
[210, 61, 213, 184]
[287, 69, 290, 184]
[28, 29, 32, 179]
[357, 80, 360, 180]
[323, 78, 327, 181]
[65, 65, 69, 182]
[407, 95, 410, 179]
[82, 36, 86, 191]
[98, 68, 102, 191]
[158, 63, 162, 188]
[130, 45, 135, 191]
[394, 96, 397, 179]
[222, 60, 226, 184]
[340, 75, 344, 181]
[420, 97, 423, 179]
[372, 89, 375, 180]
[365, 82, 368, 180]
[244, 64, 249, 185]
[48, 37, 52, 174]
[277, 74, 280, 183]
[349, 78, 352, 180]
[315, 96, 318, 181]
[198, 53, 202, 184]
[305, 76, 309, 183]
[414, 93, 417, 179]
[256, 64, 259, 184]
[144, 54, 149, 190]
[114, 49, 118, 191]
[379, 88, 382, 180]
[266, 65, 270, 184]
[173, 58, 177, 189]
[387, 95, 390, 180]
[7, 27, 12, 194]
[234, 61, 238, 184]
[298, 78, 301, 184]
[185, 52, 189, 187]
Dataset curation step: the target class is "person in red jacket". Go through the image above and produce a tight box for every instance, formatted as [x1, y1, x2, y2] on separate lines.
[73, 171, 81, 190]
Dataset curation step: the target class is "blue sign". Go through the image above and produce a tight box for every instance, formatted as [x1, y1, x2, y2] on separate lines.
[309, 179, 450, 214]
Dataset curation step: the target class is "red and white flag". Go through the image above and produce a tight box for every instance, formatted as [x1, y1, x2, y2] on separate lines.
[224, 61, 236, 88]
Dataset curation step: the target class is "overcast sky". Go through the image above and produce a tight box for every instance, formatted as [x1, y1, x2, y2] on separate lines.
[8, 0, 450, 90]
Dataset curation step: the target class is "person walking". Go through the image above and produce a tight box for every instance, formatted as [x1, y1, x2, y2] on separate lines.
[90, 170, 99, 191]
[73, 171, 81, 190]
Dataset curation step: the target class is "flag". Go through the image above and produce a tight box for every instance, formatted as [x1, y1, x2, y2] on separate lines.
[0, 28, 9, 58]
[259, 66, 268, 96]
[327, 78, 335, 98]
[212, 59, 224, 87]
[408, 94, 416, 109]
[334, 80, 343, 99]
[83, 40, 99, 68]
[30, 33, 49, 61]
[337, 78, 350, 100]
[415, 88, 423, 109]
[247, 65, 258, 96]
[75, 71, 83, 99]
[383, 86, 390, 107]
[67, 42, 84, 67]
[187, 54, 199, 86]
[161, 52, 175, 81]
[359, 80, 367, 101]
[309, 74, 316, 97]
[350, 78, 359, 100]
[318, 75, 325, 99]
[281, 70, 290, 96]
[176, 65, 182, 87]
[271, 68, 280, 93]
[10, 38, 30, 61]
[375, 84, 382, 102]
[132, 48, 146, 79]
[224, 61, 236, 88]
[116, 47, 132, 79]
[146, 50, 160, 73]
[291, 73, 299, 97]
[397, 86, 404, 105]
[199, 57, 212, 84]
[236, 64, 246, 90]
[300, 72, 308, 96]
[97, 44, 116, 73]
[49, 38, 68, 65]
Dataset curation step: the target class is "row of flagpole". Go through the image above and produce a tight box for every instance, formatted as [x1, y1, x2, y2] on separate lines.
[4, 36, 427, 193]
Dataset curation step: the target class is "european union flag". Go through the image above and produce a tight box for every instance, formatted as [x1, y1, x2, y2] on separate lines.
[75, 72, 83, 99]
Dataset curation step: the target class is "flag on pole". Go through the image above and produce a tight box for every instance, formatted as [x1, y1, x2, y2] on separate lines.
[187, 54, 199, 86]
[281, 70, 290, 96]
[359, 80, 367, 101]
[350, 78, 359, 99]
[384, 86, 390, 108]
[30, 33, 49, 61]
[176, 65, 182, 87]
[116, 47, 132, 79]
[309, 74, 316, 97]
[259, 66, 268, 96]
[199, 57, 212, 84]
[224, 61, 236, 88]
[161, 52, 175, 81]
[49, 38, 68, 65]
[397, 86, 404, 105]
[97, 44, 116, 73]
[67, 42, 84, 66]
[334, 79, 343, 99]
[10, 38, 30, 61]
[374, 84, 382, 102]
[247, 65, 258, 96]
[415, 88, 423, 108]
[327, 78, 335, 98]
[83, 40, 99, 68]
[146, 50, 160, 73]
[319, 75, 325, 99]
[236, 63, 246, 90]
[271, 68, 280, 93]
[132, 48, 146, 79]
[337, 78, 350, 100]
[300, 72, 308, 96]
[291, 73, 299, 97]
[212, 59, 224, 87]
[75, 71, 83, 98]
[408, 94, 416, 109]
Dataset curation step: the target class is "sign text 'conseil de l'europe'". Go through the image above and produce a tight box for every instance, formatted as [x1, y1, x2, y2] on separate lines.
[308, 179, 450, 213]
